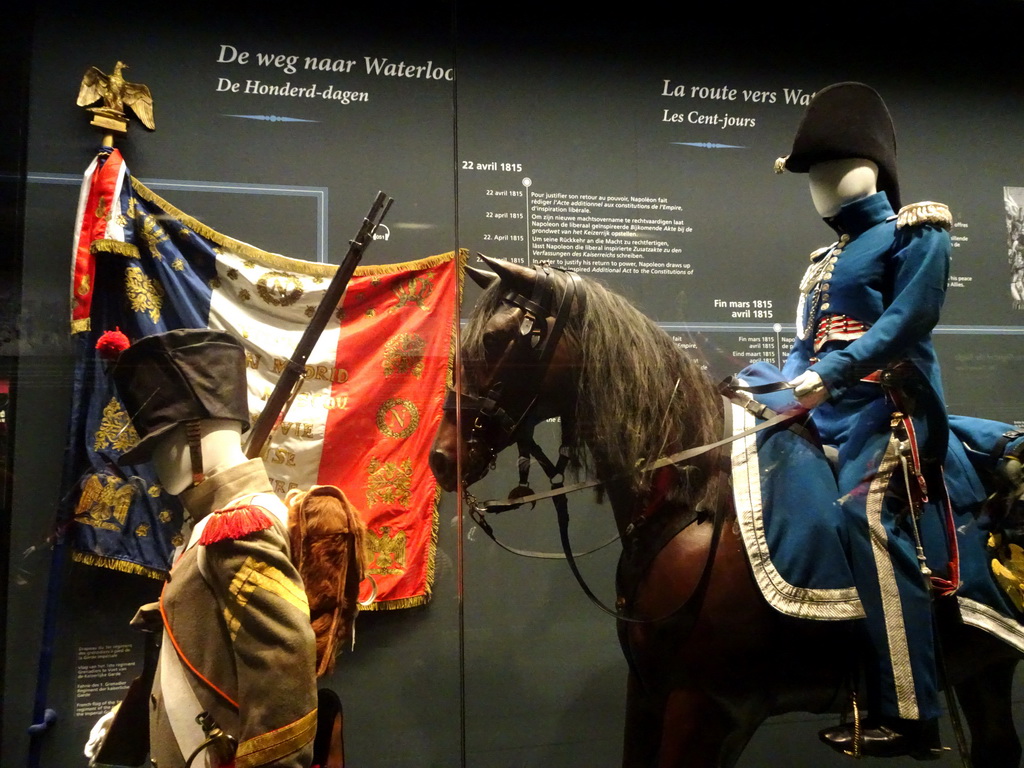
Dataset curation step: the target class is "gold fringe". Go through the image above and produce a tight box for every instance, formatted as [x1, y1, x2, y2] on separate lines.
[355, 250, 460, 276]
[896, 201, 953, 231]
[131, 177, 458, 279]
[71, 550, 168, 580]
[71, 317, 91, 334]
[361, 593, 431, 611]
[92, 239, 140, 259]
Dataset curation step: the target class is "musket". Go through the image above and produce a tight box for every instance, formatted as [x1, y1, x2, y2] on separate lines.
[244, 191, 393, 459]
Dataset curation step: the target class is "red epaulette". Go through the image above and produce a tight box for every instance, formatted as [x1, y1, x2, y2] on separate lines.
[199, 504, 274, 545]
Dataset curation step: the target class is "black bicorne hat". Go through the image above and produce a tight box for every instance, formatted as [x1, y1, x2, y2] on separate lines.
[776, 82, 900, 210]
[110, 328, 250, 465]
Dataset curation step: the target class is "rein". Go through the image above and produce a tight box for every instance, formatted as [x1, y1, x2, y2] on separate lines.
[470, 391, 804, 624]
[454, 261, 808, 623]
[470, 390, 804, 515]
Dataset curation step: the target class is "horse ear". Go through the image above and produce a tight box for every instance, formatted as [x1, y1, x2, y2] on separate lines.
[477, 253, 536, 295]
[465, 265, 498, 290]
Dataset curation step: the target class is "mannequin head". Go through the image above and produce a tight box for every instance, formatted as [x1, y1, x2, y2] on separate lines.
[775, 82, 900, 210]
[808, 158, 879, 218]
[151, 418, 248, 495]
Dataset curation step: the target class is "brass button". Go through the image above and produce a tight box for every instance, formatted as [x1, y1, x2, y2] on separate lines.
[822, 302, 831, 310]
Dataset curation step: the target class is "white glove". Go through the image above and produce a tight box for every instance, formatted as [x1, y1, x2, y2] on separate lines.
[790, 371, 829, 409]
[84, 704, 119, 763]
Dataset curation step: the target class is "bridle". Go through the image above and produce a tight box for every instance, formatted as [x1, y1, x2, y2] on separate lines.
[443, 263, 586, 473]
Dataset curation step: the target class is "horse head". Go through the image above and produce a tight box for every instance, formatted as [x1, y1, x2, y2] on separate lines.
[429, 256, 584, 491]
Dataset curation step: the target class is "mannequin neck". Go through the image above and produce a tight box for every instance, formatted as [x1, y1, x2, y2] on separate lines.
[808, 158, 879, 218]
[151, 419, 247, 495]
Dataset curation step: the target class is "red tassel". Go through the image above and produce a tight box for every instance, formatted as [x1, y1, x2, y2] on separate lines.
[199, 505, 274, 545]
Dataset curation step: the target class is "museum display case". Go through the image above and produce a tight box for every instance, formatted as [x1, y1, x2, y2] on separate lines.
[3, 3, 1024, 766]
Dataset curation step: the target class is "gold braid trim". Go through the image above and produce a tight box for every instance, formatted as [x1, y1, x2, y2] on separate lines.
[234, 708, 317, 768]
[131, 177, 459, 279]
[71, 318, 91, 334]
[91, 239, 141, 259]
[896, 201, 953, 231]
[70, 550, 167, 580]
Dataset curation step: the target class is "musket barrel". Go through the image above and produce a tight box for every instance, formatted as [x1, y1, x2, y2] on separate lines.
[244, 192, 393, 459]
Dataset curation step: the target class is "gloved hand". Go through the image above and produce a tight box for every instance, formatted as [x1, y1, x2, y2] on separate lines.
[84, 704, 119, 764]
[790, 370, 829, 409]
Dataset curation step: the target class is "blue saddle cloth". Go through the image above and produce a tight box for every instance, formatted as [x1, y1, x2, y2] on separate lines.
[730, 363, 1024, 652]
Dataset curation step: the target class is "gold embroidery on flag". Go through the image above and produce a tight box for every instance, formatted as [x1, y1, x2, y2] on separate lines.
[393, 274, 435, 311]
[256, 271, 304, 307]
[125, 266, 164, 322]
[75, 473, 135, 531]
[138, 213, 169, 260]
[135, 524, 150, 537]
[366, 458, 413, 508]
[367, 526, 408, 575]
[171, 257, 185, 272]
[383, 333, 426, 378]
[94, 397, 140, 453]
[376, 398, 420, 440]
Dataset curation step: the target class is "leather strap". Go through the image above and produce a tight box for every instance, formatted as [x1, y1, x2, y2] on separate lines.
[159, 632, 217, 767]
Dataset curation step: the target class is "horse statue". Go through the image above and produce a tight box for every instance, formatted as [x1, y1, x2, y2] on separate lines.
[429, 256, 1023, 768]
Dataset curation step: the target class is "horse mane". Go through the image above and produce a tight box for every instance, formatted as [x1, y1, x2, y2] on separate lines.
[463, 270, 722, 500]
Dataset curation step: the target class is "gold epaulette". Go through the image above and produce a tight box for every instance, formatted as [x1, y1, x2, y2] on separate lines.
[896, 201, 953, 231]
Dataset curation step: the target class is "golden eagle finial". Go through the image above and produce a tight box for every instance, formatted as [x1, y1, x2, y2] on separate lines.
[77, 61, 156, 137]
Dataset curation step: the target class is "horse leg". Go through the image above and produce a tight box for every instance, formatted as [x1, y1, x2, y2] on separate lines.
[954, 658, 1022, 768]
[655, 688, 733, 768]
[623, 671, 662, 768]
